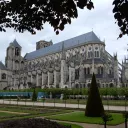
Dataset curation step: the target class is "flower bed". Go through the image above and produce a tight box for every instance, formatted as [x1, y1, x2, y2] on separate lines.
[0, 118, 70, 128]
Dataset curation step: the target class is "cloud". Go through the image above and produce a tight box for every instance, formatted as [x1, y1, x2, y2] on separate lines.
[0, 0, 127, 64]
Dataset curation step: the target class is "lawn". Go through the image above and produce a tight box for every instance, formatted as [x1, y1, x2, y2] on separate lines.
[59, 122, 83, 128]
[0, 105, 74, 121]
[46, 111, 125, 125]
[0, 111, 23, 118]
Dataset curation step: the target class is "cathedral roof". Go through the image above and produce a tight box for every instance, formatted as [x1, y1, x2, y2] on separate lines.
[25, 31, 104, 60]
[0, 61, 7, 70]
[12, 39, 21, 48]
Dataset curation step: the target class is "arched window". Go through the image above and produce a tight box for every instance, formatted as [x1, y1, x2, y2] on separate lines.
[87, 67, 90, 74]
[95, 51, 97, 57]
[94, 51, 99, 58]
[1, 73, 6, 79]
[97, 51, 99, 57]
[88, 52, 90, 58]
[21, 61, 24, 69]
[97, 67, 100, 74]
[101, 67, 103, 74]
[84, 68, 87, 75]
[88, 51, 93, 58]
[98, 67, 103, 74]
[75, 69, 79, 79]
[15, 47, 20, 56]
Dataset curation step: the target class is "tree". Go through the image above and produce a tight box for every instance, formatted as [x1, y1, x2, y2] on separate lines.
[85, 73, 104, 117]
[0, 0, 127, 38]
[0, 0, 94, 35]
[101, 113, 113, 128]
[32, 88, 37, 101]
[113, 0, 128, 38]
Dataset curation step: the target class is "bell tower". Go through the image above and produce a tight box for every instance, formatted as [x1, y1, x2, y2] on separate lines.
[5, 39, 22, 71]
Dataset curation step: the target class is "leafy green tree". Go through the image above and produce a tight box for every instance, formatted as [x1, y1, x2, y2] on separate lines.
[32, 88, 37, 101]
[85, 73, 104, 117]
[0, 0, 94, 34]
[102, 113, 113, 128]
[0, 0, 127, 38]
[113, 0, 128, 38]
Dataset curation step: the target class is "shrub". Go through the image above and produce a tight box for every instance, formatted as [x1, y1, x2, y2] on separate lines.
[85, 73, 104, 117]
[32, 88, 37, 101]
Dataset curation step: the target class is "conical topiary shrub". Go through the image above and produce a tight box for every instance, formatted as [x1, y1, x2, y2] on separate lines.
[85, 73, 104, 117]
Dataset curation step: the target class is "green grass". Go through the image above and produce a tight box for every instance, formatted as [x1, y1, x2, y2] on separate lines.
[46, 111, 125, 125]
[0, 105, 73, 121]
[59, 122, 83, 128]
[0, 112, 20, 117]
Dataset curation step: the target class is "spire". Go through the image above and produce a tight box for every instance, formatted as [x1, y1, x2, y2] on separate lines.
[61, 42, 66, 60]
[12, 39, 21, 48]
[113, 52, 117, 60]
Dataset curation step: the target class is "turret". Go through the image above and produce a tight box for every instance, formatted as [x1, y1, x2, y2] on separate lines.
[36, 40, 53, 50]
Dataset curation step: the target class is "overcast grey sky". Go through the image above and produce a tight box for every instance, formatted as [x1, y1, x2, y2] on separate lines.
[0, 0, 128, 64]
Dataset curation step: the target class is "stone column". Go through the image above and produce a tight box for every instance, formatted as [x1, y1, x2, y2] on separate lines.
[30, 74, 33, 83]
[79, 67, 85, 83]
[92, 45, 94, 74]
[13, 60, 15, 70]
[36, 73, 39, 87]
[69, 67, 71, 88]
[69, 67, 75, 88]
[48, 72, 50, 87]
[42, 72, 44, 86]
[54, 70, 56, 88]
[42, 72, 48, 86]
[60, 60, 67, 88]
[54, 70, 60, 88]
[48, 72, 53, 87]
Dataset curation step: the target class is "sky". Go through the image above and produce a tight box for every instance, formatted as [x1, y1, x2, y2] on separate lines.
[0, 0, 128, 64]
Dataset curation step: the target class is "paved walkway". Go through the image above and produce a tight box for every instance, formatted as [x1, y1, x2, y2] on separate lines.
[0, 100, 128, 112]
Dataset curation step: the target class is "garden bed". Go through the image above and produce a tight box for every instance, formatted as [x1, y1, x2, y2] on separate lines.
[0, 118, 70, 128]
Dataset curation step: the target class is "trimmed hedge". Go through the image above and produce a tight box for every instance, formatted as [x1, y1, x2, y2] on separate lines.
[1, 87, 128, 97]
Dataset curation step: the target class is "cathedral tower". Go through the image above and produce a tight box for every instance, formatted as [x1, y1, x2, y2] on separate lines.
[5, 39, 22, 71]
[36, 40, 53, 50]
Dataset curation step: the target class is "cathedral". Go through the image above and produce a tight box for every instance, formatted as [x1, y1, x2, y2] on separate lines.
[0, 31, 127, 90]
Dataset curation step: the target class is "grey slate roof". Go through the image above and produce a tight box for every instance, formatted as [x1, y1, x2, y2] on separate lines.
[0, 61, 7, 70]
[12, 39, 21, 48]
[25, 31, 104, 60]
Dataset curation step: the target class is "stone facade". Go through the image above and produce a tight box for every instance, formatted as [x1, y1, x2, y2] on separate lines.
[0, 31, 126, 90]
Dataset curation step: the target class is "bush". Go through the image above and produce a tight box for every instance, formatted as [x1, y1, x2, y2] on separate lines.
[32, 88, 37, 101]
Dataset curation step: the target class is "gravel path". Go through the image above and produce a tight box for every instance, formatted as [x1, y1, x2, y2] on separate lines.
[0, 100, 128, 112]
